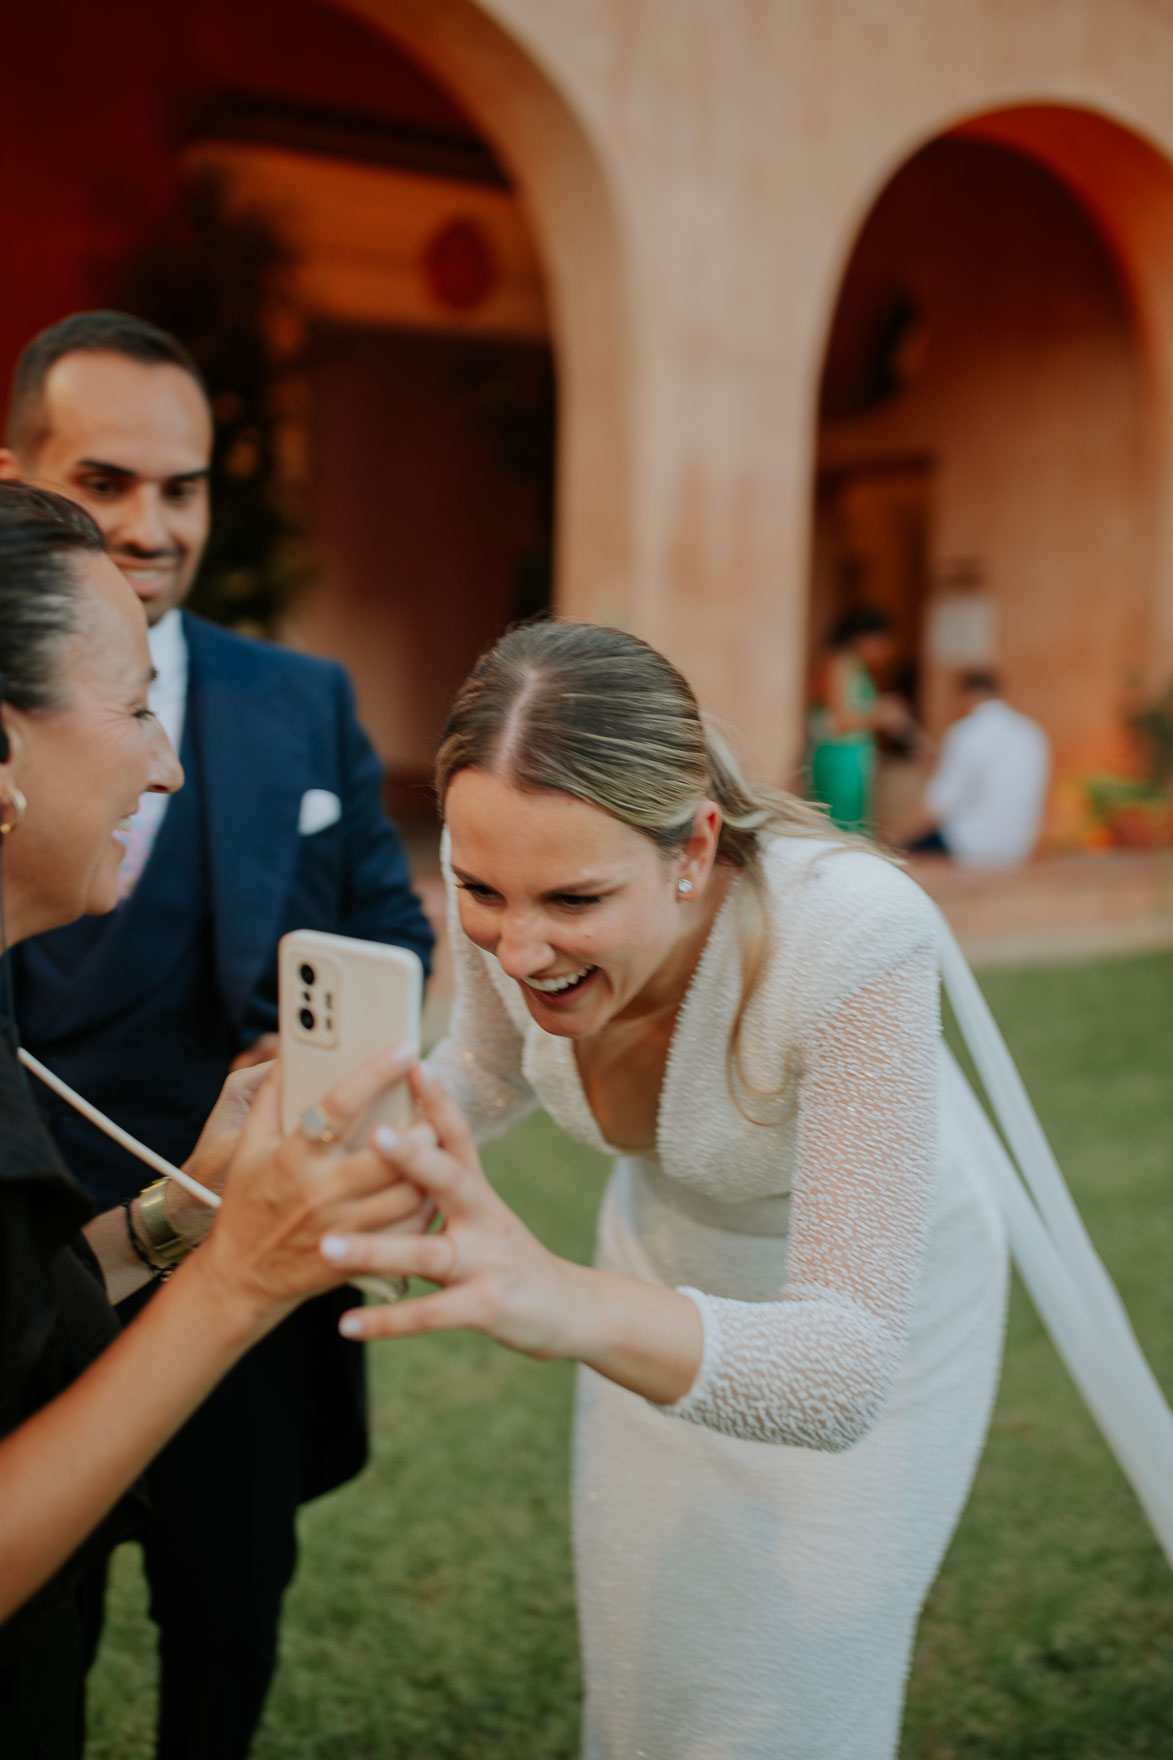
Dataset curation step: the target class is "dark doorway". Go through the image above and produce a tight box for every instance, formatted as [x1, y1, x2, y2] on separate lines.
[809, 459, 933, 711]
[297, 323, 556, 823]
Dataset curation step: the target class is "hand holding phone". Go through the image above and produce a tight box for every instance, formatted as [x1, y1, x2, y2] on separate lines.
[279, 929, 424, 1303]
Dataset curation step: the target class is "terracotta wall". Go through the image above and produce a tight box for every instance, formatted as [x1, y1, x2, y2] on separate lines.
[354, 0, 1173, 795]
[12, 0, 1173, 817]
[289, 324, 552, 803]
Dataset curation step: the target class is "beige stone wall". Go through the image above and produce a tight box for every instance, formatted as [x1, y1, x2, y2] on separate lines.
[340, 0, 1173, 806]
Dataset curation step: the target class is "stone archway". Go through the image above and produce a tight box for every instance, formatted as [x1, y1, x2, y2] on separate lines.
[953, 106, 1173, 688]
[810, 105, 1173, 842]
[336, 0, 634, 630]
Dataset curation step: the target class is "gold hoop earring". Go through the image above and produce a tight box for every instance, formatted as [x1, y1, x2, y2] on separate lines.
[0, 786, 27, 834]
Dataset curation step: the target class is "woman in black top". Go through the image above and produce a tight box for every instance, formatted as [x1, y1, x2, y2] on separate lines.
[0, 482, 424, 1756]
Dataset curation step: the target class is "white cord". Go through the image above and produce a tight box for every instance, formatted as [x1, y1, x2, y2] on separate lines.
[18, 1047, 221, 1209]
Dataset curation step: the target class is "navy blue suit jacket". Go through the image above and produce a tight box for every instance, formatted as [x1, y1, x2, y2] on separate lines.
[183, 612, 434, 1038]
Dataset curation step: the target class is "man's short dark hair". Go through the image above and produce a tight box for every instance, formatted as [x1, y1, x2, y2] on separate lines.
[7, 311, 209, 456]
[0, 481, 105, 711]
[959, 668, 1000, 696]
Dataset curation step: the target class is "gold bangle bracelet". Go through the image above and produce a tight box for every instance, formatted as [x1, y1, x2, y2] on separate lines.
[136, 1178, 189, 1266]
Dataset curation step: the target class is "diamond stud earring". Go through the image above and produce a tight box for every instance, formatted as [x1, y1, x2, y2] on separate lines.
[676, 878, 694, 897]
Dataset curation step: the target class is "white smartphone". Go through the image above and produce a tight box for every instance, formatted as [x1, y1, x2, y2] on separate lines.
[279, 929, 423, 1143]
[279, 929, 424, 1305]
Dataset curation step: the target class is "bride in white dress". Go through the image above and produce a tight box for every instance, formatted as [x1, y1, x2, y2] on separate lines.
[324, 622, 1173, 1759]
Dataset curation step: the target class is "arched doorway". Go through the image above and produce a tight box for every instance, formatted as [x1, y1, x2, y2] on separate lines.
[811, 113, 1172, 845]
[342, 0, 633, 627]
[182, 100, 559, 821]
[0, 0, 629, 822]
[156, 0, 572, 823]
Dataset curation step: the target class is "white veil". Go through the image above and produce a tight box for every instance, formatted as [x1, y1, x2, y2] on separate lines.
[937, 914, 1173, 1567]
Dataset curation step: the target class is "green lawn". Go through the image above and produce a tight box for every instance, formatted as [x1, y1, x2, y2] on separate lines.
[87, 952, 1173, 1758]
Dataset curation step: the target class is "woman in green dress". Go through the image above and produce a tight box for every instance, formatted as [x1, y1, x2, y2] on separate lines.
[808, 605, 915, 833]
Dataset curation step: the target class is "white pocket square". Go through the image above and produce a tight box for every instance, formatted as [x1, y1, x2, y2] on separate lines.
[298, 789, 342, 835]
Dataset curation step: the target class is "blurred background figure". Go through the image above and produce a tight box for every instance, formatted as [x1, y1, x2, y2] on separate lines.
[807, 604, 920, 833]
[906, 669, 1050, 868]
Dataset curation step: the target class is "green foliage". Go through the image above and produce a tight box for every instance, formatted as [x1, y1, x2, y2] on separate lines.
[86, 959, 1173, 1757]
[1082, 773, 1165, 823]
[1129, 684, 1173, 794]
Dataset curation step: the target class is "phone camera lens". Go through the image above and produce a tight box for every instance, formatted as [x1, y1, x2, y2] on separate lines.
[299, 963, 316, 987]
[298, 1007, 316, 1031]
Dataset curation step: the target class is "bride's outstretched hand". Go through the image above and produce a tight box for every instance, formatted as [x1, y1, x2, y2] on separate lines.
[321, 1067, 584, 1359]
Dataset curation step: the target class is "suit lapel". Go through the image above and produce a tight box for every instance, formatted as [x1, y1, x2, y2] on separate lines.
[185, 614, 309, 1028]
[14, 716, 205, 1040]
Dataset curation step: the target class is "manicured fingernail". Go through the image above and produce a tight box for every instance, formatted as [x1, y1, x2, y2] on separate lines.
[320, 1235, 351, 1262]
[389, 1042, 415, 1063]
[339, 1313, 364, 1338]
[374, 1125, 398, 1154]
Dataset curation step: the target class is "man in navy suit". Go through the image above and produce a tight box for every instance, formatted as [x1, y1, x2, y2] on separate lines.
[0, 312, 434, 1758]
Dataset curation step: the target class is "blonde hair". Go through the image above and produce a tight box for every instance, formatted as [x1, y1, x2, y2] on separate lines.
[435, 621, 861, 1117]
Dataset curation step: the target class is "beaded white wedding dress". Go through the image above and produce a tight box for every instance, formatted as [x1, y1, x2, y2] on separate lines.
[427, 834, 1173, 1759]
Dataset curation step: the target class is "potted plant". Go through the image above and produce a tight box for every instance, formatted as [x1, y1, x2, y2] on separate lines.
[1082, 684, 1173, 848]
[1083, 775, 1173, 848]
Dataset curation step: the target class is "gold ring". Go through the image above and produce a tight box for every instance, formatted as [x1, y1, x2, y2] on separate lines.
[300, 1103, 341, 1146]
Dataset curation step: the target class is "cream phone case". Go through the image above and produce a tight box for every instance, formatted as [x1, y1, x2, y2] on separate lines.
[279, 930, 422, 1143]
[279, 930, 423, 1306]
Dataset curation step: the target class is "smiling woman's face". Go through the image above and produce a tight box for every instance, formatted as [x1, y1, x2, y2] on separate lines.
[445, 768, 719, 1039]
[2, 549, 183, 940]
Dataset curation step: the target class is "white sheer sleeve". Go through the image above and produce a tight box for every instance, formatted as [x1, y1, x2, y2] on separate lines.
[661, 950, 939, 1450]
[424, 878, 537, 1145]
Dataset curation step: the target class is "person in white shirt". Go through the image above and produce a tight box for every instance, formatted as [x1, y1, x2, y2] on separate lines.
[908, 671, 1050, 868]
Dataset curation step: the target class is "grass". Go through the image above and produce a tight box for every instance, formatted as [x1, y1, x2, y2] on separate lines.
[86, 952, 1173, 1758]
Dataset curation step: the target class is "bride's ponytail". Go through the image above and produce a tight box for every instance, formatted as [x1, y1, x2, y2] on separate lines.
[703, 716, 846, 866]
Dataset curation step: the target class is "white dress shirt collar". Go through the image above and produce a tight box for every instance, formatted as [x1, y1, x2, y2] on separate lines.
[116, 611, 189, 898]
[148, 607, 188, 694]
[146, 608, 189, 760]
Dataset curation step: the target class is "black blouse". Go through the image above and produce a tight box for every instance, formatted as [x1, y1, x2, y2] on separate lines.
[0, 1029, 140, 1651]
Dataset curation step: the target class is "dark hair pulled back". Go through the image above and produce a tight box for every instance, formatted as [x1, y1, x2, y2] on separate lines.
[828, 603, 893, 650]
[0, 481, 104, 713]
